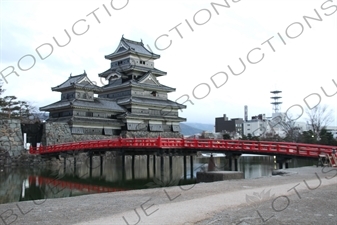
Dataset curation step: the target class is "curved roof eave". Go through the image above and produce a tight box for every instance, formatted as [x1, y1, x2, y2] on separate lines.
[105, 37, 160, 60]
[105, 51, 160, 60]
[117, 98, 186, 109]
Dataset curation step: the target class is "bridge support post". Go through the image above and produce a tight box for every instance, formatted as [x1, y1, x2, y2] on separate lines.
[89, 152, 93, 177]
[282, 162, 286, 169]
[132, 155, 135, 180]
[147, 154, 150, 179]
[73, 156, 76, 175]
[100, 155, 103, 177]
[226, 154, 241, 171]
[160, 156, 164, 182]
[231, 158, 239, 171]
[122, 152, 125, 180]
[190, 155, 194, 178]
[228, 157, 232, 171]
[293, 157, 298, 168]
[169, 155, 173, 181]
[183, 155, 187, 179]
[276, 156, 289, 169]
[153, 155, 156, 176]
[234, 158, 238, 171]
[63, 155, 67, 173]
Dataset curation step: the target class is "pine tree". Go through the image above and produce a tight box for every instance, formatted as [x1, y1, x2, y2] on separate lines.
[0, 80, 37, 119]
[0, 81, 6, 118]
[2, 96, 21, 118]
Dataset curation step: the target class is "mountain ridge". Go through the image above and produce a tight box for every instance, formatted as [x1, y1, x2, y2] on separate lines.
[180, 122, 214, 136]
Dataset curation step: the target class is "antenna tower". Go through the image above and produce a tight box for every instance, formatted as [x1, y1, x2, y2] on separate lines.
[270, 90, 282, 114]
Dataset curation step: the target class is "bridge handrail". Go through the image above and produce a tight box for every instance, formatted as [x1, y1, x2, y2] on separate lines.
[29, 137, 337, 158]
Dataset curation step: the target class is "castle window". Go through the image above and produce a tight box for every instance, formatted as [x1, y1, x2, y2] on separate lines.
[140, 60, 145, 65]
[151, 91, 158, 97]
[86, 112, 93, 117]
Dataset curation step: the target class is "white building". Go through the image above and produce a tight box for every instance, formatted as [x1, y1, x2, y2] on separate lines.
[243, 113, 309, 138]
[243, 114, 269, 137]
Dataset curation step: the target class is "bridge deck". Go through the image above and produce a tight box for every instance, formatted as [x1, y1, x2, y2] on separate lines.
[29, 137, 337, 158]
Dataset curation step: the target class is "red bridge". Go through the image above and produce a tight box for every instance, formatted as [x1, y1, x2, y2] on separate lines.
[29, 137, 336, 159]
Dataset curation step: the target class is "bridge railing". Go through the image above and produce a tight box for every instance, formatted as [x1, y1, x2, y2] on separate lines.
[159, 138, 184, 148]
[29, 137, 337, 158]
[120, 138, 159, 147]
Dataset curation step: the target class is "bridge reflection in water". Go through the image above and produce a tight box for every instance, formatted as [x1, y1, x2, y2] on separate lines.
[20, 154, 198, 202]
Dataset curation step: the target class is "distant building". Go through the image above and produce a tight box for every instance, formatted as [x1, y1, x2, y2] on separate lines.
[243, 114, 268, 137]
[243, 113, 310, 138]
[215, 114, 244, 136]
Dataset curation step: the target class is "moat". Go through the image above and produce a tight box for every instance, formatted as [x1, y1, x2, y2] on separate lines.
[0, 154, 316, 204]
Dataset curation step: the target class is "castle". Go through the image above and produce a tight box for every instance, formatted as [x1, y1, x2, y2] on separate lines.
[40, 37, 186, 144]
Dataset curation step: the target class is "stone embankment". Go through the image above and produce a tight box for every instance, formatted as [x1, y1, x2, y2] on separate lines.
[0, 119, 46, 167]
[0, 119, 24, 157]
[0, 149, 44, 168]
[41, 122, 181, 146]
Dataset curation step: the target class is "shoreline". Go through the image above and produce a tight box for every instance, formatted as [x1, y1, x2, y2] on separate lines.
[0, 166, 336, 225]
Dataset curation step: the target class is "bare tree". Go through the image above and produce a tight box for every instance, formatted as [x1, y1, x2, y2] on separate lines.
[18, 101, 37, 117]
[279, 114, 302, 142]
[306, 105, 334, 139]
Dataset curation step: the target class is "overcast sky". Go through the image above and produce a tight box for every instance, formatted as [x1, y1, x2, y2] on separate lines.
[1, 0, 336, 125]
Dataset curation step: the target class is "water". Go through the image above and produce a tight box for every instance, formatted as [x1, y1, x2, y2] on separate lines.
[239, 155, 275, 178]
[0, 154, 315, 204]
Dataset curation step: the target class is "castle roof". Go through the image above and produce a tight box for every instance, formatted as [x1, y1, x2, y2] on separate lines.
[98, 66, 167, 78]
[117, 96, 186, 109]
[105, 36, 160, 60]
[101, 72, 175, 92]
[52, 72, 101, 92]
[117, 113, 186, 122]
[40, 98, 125, 112]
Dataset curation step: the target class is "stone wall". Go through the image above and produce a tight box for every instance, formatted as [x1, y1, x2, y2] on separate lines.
[0, 119, 25, 157]
[120, 131, 183, 138]
[42, 122, 120, 145]
[42, 122, 183, 145]
[72, 134, 119, 142]
[41, 122, 75, 145]
[0, 149, 44, 168]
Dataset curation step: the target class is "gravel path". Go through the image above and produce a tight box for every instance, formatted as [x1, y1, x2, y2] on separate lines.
[0, 166, 336, 225]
